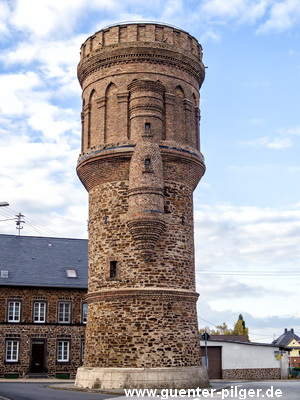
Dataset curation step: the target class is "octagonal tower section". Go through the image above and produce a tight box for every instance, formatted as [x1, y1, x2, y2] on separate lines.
[75, 22, 209, 389]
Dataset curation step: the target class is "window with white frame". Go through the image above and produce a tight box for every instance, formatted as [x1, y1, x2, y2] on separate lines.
[58, 302, 71, 323]
[6, 340, 19, 362]
[82, 303, 88, 324]
[33, 302, 46, 323]
[7, 301, 21, 322]
[57, 340, 69, 362]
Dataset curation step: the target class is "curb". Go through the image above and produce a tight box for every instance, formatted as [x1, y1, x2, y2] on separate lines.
[49, 383, 124, 394]
[48, 383, 230, 395]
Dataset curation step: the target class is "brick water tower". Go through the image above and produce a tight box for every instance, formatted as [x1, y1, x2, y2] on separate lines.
[75, 22, 209, 389]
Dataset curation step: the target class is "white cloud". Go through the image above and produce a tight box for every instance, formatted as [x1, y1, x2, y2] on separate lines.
[8, 0, 163, 40]
[257, 0, 300, 33]
[0, 36, 83, 97]
[240, 123, 300, 149]
[27, 102, 79, 143]
[241, 136, 293, 149]
[197, 300, 300, 342]
[11, 0, 87, 39]
[279, 125, 300, 136]
[201, 0, 268, 23]
[199, 29, 221, 42]
[160, 0, 184, 20]
[248, 118, 265, 124]
[197, 0, 300, 35]
[0, 72, 42, 115]
[195, 202, 300, 329]
[0, 137, 87, 238]
[195, 203, 300, 271]
[0, 1, 10, 36]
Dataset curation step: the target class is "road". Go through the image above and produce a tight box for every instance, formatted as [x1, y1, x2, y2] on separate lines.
[0, 380, 299, 400]
[0, 382, 118, 400]
[211, 380, 299, 400]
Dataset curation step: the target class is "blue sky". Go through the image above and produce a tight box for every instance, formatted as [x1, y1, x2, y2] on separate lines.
[0, 0, 300, 342]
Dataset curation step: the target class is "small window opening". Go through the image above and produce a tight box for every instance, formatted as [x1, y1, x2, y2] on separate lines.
[145, 123, 151, 135]
[145, 158, 151, 170]
[110, 261, 118, 279]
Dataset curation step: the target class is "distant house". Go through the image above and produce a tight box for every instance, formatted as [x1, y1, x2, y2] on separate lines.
[200, 337, 289, 380]
[273, 328, 300, 368]
[0, 234, 88, 378]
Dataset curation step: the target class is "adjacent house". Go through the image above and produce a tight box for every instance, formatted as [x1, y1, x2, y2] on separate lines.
[200, 337, 289, 380]
[272, 328, 300, 368]
[0, 234, 88, 378]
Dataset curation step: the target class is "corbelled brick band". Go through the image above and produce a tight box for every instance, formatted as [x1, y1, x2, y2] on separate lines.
[75, 22, 209, 389]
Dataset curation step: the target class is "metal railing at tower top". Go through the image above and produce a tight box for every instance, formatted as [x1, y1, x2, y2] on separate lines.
[94, 20, 199, 41]
[101, 20, 184, 31]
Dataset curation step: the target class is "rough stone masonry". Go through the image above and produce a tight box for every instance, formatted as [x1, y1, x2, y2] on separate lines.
[75, 22, 209, 389]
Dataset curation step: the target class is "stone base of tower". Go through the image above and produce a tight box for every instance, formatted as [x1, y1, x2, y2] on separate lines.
[75, 366, 209, 390]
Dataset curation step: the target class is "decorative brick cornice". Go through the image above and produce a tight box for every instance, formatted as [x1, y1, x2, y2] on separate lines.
[78, 47, 204, 86]
[78, 144, 135, 163]
[128, 187, 164, 197]
[85, 288, 199, 303]
[126, 217, 166, 260]
[128, 79, 166, 94]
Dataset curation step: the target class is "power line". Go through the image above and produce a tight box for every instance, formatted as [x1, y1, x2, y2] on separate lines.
[198, 316, 281, 341]
[198, 316, 219, 328]
[198, 270, 300, 274]
[0, 206, 64, 238]
[196, 270, 300, 278]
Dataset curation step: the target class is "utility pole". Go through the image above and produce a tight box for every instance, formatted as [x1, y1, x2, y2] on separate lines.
[15, 213, 25, 235]
[202, 327, 211, 370]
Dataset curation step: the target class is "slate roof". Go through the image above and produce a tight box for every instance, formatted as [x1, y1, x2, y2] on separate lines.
[200, 339, 287, 348]
[0, 234, 88, 289]
[272, 329, 300, 347]
[209, 335, 249, 342]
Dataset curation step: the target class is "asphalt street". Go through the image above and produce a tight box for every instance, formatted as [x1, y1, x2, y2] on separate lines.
[0, 382, 118, 400]
[0, 380, 299, 400]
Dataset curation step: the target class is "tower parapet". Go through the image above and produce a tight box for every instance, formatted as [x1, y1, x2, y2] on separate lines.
[75, 22, 209, 390]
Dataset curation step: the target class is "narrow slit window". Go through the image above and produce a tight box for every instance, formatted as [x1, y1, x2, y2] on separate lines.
[110, 261, 118, 278]
[145, 123, 151, 135]
[145, 158, 151, 171]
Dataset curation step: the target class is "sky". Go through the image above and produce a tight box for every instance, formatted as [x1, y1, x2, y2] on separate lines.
[0, 0, 300, 343]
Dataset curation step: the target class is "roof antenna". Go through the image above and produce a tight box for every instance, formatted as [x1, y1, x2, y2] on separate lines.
[16, 213, 25, 235]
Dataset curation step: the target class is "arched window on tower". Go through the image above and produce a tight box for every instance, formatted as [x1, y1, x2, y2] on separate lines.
[192, 92, 200, 150]
[174, 86, 185, 143]
[88, 89, 98, 148]
[81, 98, 85, 153]
[105, 82, 119, 143]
